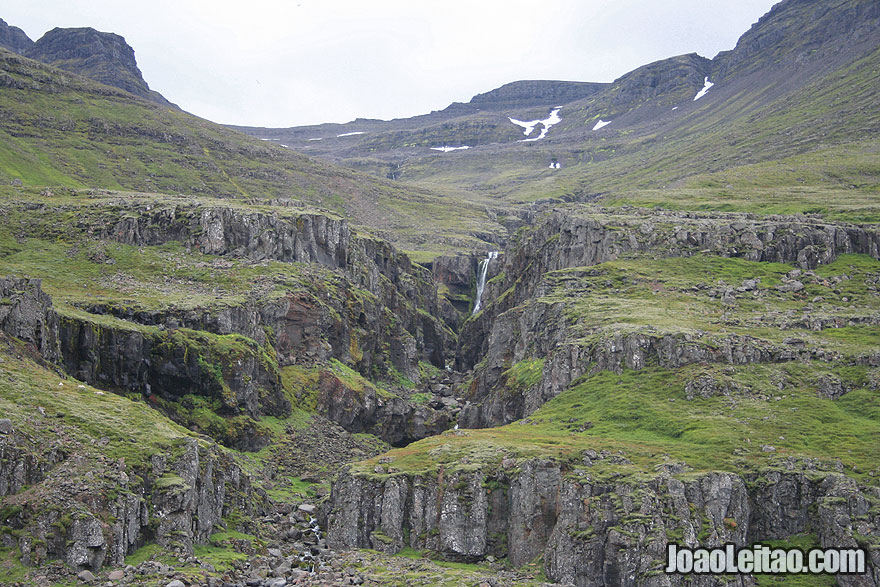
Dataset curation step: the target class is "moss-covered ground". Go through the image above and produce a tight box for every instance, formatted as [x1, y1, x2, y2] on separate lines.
[352, 254, 880, 484]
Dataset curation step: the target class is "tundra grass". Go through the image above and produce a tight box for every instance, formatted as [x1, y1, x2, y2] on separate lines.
[538, 253, 880, 357]
[0, 340, 195, 468]
[352, 254, 880, 481]
[353, 361, 880, 483]
[0, 222, 321, 313]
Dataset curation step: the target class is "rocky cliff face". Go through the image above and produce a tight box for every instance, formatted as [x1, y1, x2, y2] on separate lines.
[5, 197, 459, 452]
[57, 315, 288, 449]
[456, 208, 880, 427]
[713, 0, 880, 80]
[0, 278, 265, 572]
[0, 277, 60, 363]
[328, 459, 879, 586]
[603, 53, 712, 109]
[459, 207, 880, 371]
[3, 433, 262, 572]
[467, 80, 609, 111]
[14, 197, 451, 375]
[0, 18, 33, 54]
[23, 26, 174, 106]
[325, 203, 880, 583]
[316, 369, 459, 447]
[92, 202, 451, 377]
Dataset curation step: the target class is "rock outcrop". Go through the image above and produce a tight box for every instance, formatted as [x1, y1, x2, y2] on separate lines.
[57, 316, 288, 437]
[4, 436, 262, 572]
[0, 279, 265, 572]
[316, 369, 459, 447]
[605, 53, 712, 108]
[328, 460, 880, 586]
[91, 202, 451, 378]
[0, 18, 33, 54]
[24, 27, 174, 106]
[455, 208, 880, 427]
[466, 80, 609, 111]
[713, 0, 880, 81]
[459, 207, 880, 370]
[0, 277, 60, 362]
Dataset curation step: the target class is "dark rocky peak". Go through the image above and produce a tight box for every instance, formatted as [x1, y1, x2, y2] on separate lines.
[713, 0, 880, 80]
[604, 53, 712, 107]
[0, 17, 33, 53]
[466, 79, 609, 110]
[26, 26, 174, 107]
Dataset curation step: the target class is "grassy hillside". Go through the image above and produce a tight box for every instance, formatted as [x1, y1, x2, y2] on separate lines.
[0, 49, 505, 256]
[238, 0, 880, 217]
[353, 252, 880, 482]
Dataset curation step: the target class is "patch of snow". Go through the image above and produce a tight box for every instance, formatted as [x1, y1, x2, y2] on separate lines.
[336, 131, 366, 137]
[281, 145, 289, 148]
[592, 119, 611, 130]
[259, 138, 280, 141]
[509, 117, 538, 136]
[693, 77, 714, 101]
[308, 137, 323, 141]
[672, 106, 679, 111]
[431, 146, 471, 152]
[549, 162, 561, 169]
[509, 108, 562, 142]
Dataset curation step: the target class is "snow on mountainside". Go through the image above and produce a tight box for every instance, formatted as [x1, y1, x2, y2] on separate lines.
[508, 107, 562, 141]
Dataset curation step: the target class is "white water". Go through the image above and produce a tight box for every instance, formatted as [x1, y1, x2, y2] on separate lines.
[472, 251, 499, 315]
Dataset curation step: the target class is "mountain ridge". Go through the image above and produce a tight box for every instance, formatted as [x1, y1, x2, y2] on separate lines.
[234, 0, 880, 204]
[0, 20, 175, 107]
[0, 17, 32, 54]
[0, 1, 879, 584]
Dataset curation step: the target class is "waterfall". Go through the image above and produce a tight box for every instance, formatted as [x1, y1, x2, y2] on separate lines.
[472, 251, 498, 315]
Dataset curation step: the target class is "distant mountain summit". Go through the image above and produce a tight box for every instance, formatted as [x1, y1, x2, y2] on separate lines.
[714, 0, 880, 79]
[25, 27, 174, 107]
[0, 17, 33, 54]
[235, 0, 880, 191]
[465, 80, 608, 111]
[0, 19, 174, 107]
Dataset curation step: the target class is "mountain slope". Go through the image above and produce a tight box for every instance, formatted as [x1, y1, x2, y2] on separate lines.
[0, 18, 32, 54]
[24, 26, 175, 107]
[0, 48, 506, 255]
[239, 0, 880, 210]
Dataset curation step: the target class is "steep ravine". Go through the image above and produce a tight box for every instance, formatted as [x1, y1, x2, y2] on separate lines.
[325, 206, 880, 586]
[0, 202, 473, 574]
[0, 278, 264, 571]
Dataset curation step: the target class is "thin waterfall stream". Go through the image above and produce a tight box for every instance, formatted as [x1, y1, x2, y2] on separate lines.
[472, 251, 498, 315]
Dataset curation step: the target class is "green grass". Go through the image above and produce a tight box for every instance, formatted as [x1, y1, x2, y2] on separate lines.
[333, 46, 880, 219]
[501, 359, 545, 394]
[0, 341, 194, 468]
[0, 49, 505, 255]
[0, 200, 325, 313]
[265, 475, 326, 502]
[0, 547, 28, 584]
[602, 142, 880, 223]
[192, 543, 249, 571]
[123, 542, 166, 566]
[359, 254, 879, 481]
[352, 361, 880, 482]
[345, 548, 550, 586]
[329, 359, 398, 399]
[536, 253, 880, 358]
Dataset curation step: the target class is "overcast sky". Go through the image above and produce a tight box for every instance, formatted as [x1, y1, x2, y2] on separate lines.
[5, 0, 779, 127]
